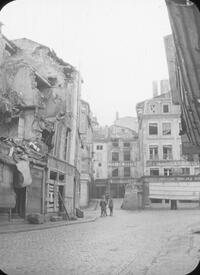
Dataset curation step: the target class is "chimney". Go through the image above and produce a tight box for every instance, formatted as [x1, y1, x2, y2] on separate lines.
[116, 111, 119, 120]
[160, 79, 170, 94]
[152, 81, 158, 97]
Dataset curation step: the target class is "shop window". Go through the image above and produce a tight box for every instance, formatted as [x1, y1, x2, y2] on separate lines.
[149, 145, 158, 160]
[112, 152, 119, 161]
[124, 151, 130, 161]
[163, 104, 169, 113]
[124, 167, 130, 177]
[162, 123, 171, 136]
[150, 168, 159, 176]
[164, 168, 172, 176]
[112, 168, 119, 177]
[181, 167, 190, 175]
[149, 123, 158, 135]
[163, 145, 173, 160]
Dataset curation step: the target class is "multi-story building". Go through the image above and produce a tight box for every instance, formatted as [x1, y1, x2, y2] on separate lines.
[92, 121, 139, 199]
[136, 87, 200, 208]
[107, 125, 139, 198]
[0, 33, 82, 221]
[93, 131, 108, 198]
[79, 100, 94, 207]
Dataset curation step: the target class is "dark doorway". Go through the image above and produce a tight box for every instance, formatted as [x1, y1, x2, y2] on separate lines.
[13, 187, 26, 218]
[58, 185, 64, 212]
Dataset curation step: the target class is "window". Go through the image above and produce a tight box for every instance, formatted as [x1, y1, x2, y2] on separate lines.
[112, 168, 119, 177]
[164, 168, 172, 176]
[150, 168, 159, 176]
[194, 167, 200, 175]
[112, 142, 119, 147]
[149, 145, 158, 160]
[124, 167, 131, 177]
[163, 104, 169, 113]
[181, 167, 190, 175]
[124, 142, 130, 148]
[96, 145, 103, 150]
[112, 152, 119, 161]
[163, 145, 172, 160]
[149, 123, 158, 135]
[162, 123, 171, 136]
[98, 163, 102, 167]
[124, 151, 131, 161]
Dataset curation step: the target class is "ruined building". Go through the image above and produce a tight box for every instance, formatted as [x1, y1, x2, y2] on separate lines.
[79, 99, 94, 207]
[0, 32, 83, 221]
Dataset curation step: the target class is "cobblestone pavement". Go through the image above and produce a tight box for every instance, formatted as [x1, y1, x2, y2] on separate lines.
[1, 204, 200, 275]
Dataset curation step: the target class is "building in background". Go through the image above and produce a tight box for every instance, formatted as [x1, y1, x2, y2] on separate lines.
[113, 113, 138, 133]
[136, 86, 200, 209]
[92, 120, 139, 199]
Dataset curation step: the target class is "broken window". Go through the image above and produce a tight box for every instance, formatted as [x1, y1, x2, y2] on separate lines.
[163, 145, 173, 160]
[149, 146, 158, 160]
[124, 167, 131, 177]
[112, 152, 119, 161]
[162, 122, 171, 136]
[164, 168, 172, 176]
[150, 168, 159, 176]
[112, 168, 119, 177]
[149, 123, 158, 135]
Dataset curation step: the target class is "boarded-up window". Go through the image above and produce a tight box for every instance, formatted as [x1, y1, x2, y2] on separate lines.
[149, 123, 158, 135]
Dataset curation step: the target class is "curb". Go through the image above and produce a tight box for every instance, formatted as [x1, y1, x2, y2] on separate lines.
[0, 216, 98, 234]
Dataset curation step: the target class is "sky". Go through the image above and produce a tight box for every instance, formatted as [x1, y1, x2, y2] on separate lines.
[0, 0, 172, 126]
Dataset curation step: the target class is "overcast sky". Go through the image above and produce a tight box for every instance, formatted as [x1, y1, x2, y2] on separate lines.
[0, 0, 171, 125]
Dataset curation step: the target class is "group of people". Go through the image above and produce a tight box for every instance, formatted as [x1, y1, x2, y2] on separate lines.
[99, 195, 114, 217]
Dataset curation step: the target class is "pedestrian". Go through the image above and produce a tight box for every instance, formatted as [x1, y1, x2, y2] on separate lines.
[100, 196, 107, 217]
[108, 197, 114, 216]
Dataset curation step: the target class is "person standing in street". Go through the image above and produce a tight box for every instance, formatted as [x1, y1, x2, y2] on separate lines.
[100, 196, 107, 217]
[108, 197, 114, 216]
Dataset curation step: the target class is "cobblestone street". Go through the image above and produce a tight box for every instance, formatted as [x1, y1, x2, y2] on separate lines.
[1, 202, 200, 275]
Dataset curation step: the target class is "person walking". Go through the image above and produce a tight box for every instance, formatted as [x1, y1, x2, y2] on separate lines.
[100, 196, 107, 217]
[108, 197, 114, 216]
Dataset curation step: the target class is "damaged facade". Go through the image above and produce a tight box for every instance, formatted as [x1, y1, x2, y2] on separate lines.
[0, 32, 84, 220]
[79, 100, 94, 207]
